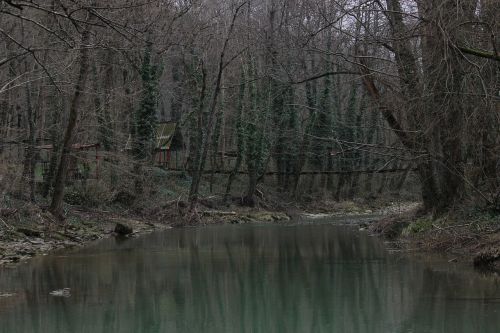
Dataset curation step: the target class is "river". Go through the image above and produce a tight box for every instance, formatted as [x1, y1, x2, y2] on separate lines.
[0, 219, 499, 332]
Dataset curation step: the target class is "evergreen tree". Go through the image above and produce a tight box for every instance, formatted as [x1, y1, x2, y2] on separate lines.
[243, 58, 270, 206]
[224, 66, 247, 201]
[133, 42, 161, 162]
[132, 42, 161, 194]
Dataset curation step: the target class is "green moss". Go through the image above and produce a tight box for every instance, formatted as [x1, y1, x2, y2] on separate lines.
[402, 217, 434, 235]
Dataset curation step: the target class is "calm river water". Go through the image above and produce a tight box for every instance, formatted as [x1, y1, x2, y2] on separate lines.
[0, 221, 499, 333]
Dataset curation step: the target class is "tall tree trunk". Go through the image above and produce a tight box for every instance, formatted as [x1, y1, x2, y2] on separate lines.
[49, 28, 91, 220]
[243, 170, 258, 207]
[418, 0, 477, 211]
[209, 110, 223, 193]
[21, 84, 36, 202]
[42, 89, 63, 198]
[478, 0, 500, 190]
[224, 67, 246, 202]
[293, 59, 317, 197]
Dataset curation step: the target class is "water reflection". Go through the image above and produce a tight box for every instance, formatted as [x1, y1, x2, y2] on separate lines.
[0, 224, 499, 333]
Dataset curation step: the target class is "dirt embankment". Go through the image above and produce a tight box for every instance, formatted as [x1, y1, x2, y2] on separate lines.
[0, 197, 298, 267]
[6, 195, 485, 272]
[0, 205, 172, 266]
[369, 209, 500, 273]
[0, 196, 412, 267]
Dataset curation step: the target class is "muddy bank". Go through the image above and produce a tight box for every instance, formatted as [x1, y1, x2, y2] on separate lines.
[369, 210, 500, 273]
[0, 206, 172, 267]
[0, 201, 297, 267]
[0, 198, 418, 268]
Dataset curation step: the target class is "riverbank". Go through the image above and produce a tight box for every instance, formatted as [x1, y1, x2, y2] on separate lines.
[2, 218, 499, 333]
[0, 199, 290, 266]
[0, 204, 173, 266]
[4, 196, 497, 274]
[0, 196, 412, 267]
[368, 209, 500, 273]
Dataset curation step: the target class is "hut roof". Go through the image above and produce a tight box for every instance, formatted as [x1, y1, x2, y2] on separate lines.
[124, 122, 177, 151]
[155, 122, 176, 150]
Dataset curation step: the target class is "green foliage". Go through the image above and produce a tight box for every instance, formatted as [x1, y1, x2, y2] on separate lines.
[309, 67, 335, 170]
[244, 58, 270, 178]
[245, 122, 270, 176]
[402, 217, 434, 235]
[184, 52, 206, 173]
[235, 67, 247, 156]
[466, 209, 500, 229]
[133, 42, 162, 161]
[211, 91, 224, 164]
[282, 87, 299, 172]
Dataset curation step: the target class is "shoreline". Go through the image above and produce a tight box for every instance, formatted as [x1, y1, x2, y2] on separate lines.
[0, 202, 297, 267]
[368, 211, 500, 274]
[0, 208, 172, 267]
[0, 199, 408, 267]
[1, 200, 498, 275]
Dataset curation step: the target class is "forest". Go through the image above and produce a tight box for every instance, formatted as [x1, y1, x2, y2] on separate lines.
[0, 0, 498, 232]
[0, 1, 499, 331]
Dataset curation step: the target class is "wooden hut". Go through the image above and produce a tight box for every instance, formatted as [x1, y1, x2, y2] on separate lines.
[154, 122, 183, 168]
[125, 121, 184, 169]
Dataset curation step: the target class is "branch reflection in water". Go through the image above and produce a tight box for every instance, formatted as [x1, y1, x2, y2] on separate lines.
[0, 224, 499, 333]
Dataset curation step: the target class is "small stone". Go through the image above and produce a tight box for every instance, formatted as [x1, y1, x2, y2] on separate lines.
[114, 223, 133, 236]
[30, 238, 45, 245]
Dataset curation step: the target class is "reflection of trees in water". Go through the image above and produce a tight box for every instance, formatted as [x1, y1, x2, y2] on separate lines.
[0, 225, 499, 332]
[398, 267, 500, 333]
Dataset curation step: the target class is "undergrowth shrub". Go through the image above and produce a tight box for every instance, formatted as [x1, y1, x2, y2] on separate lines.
[402, 216, 434, 235]
[64, 181, 113, 207]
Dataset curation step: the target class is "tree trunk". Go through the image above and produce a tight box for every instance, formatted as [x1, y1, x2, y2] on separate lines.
[418, 0, 477, 211]
[243, 170, 258, 207]
[49, 28, 91, 220]
[42, 89, 62, 198]
[224, 153, 243, 202]
[21, 84, 36, 202]
[224, 68, 246, 202]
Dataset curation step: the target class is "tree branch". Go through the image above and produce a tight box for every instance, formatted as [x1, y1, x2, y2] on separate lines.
[457, 46, 500, 62]
[3, 0, 23, 11]
[291, 71, 357, 85]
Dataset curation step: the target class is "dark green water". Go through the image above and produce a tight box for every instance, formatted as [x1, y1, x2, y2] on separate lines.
[0, 222, 499, 333]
